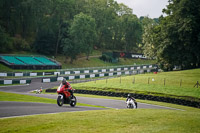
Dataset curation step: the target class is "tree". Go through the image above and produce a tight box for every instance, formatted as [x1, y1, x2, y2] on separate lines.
[160, 0, 200, 69]
[70, 12, 97, 60]
[62, 38, 78, 64]
[143, 0, 200, 70]
[61, 21, 79, 64]
[0, 25, 13, 52]
[52, 0, 75, 57]
[34, 32, 56, 55]
[112, 3, 133, 50]
[121, 14, 142, 52]
[0, 0, 145, 56]
[142, 16, 159, 58]
[81, 0, 120, 50]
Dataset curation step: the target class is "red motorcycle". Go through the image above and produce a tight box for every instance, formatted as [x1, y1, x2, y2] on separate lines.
[57, 84, 77, 107]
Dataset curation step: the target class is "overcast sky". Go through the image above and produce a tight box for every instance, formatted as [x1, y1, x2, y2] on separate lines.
[115, 0, 169, 18]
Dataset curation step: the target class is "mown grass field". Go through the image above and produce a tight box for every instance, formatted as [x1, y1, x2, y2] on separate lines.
[72, 69, 200, 101]
[0, 108, 199, 133]
[0, 91, 200, 132]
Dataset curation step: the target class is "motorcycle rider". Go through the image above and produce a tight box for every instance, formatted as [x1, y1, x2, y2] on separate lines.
[126, 94, 137, 108]
[62, 78, 73, 98]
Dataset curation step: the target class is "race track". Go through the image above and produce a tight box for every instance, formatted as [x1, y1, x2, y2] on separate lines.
[0, 101, 105, 118]
[0, 78, 180, 118]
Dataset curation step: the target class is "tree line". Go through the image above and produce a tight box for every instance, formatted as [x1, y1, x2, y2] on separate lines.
[0, 0, 199, 70]
[0, 0, 146, 63]
[142, 0, 200, 70]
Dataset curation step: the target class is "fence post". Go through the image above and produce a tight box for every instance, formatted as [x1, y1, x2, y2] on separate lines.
[164, 78, 166, 86]
[194, 81, 200, 88]
[180, 79, 182, 87]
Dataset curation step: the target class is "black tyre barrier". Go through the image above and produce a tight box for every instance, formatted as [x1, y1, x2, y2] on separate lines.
[45, 89, 200, 108]
[46, 89, 57, 93]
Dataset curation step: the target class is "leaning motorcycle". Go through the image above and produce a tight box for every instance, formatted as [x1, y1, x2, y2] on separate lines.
[126, 99, 137, 109]
[57, 84, 77, 107]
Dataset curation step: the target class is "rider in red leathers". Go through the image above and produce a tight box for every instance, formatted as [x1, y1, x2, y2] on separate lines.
[57, 78, 76, 107]
[62, 78, 73, 98]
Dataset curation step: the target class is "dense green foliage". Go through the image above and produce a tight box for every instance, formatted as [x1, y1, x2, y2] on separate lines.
[143, 0, 200, 70]
[0, 0, 143, 62]
[1, 0, 199, 70]
[63, 13, 97, 63]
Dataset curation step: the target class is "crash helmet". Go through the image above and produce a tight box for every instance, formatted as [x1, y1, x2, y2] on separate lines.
[127, 94, 131, 98]
[62, 78, 67, 85]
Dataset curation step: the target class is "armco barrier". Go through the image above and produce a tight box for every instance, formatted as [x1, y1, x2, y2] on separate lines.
[41, 69, 155, 83]
[45, 89, 200, 108]
[0, 79, 31, 85]
[0, 64, 157, 77]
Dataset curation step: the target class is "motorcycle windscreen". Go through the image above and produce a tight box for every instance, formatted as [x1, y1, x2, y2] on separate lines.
[57, 84, 63, 91]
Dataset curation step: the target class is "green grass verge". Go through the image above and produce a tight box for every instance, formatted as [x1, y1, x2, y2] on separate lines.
[0, 63, 58, 72]
[0, 91, 105, 108]
[71, 69, 200, 102]
[58, 56, 156, 69]
[0, 91, 56, 104]
[0, 109, 199, 133]
[0, 64, 13, 72]
[0, 84, 23, 86]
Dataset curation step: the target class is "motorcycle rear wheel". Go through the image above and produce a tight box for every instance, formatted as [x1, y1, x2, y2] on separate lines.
[57, 96, 64, 106]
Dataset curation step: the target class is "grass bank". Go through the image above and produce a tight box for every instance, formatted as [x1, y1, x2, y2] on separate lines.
[0, 108, 199, 133]
[58, 56, 156, 69]
[0, 49, 156, 72]
[71, 69, 200, 102]
[0, 58, 155, 72]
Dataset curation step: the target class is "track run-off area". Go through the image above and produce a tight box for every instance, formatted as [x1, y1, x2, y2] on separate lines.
[0, 78, 183, 118]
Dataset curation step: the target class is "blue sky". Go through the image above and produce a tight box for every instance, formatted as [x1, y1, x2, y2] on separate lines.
[115, 0, 169, 18]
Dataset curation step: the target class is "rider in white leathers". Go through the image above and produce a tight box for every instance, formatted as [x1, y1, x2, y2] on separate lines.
[126, 94, 137, 109]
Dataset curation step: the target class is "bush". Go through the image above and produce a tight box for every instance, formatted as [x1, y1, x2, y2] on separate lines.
[13, 35, 30, 51]
[0, 26, 14, 52]
[100, 54, 112, 62]
[34, 33, 56, 55]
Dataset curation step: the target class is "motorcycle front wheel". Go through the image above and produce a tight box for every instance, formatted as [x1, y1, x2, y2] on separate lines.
[57, 95, 64, 106]
[70, 96, 77, 107]
[128, 104, 133, 109]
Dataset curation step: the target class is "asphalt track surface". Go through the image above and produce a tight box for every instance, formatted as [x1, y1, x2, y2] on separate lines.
[0, 78, 180, 118]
